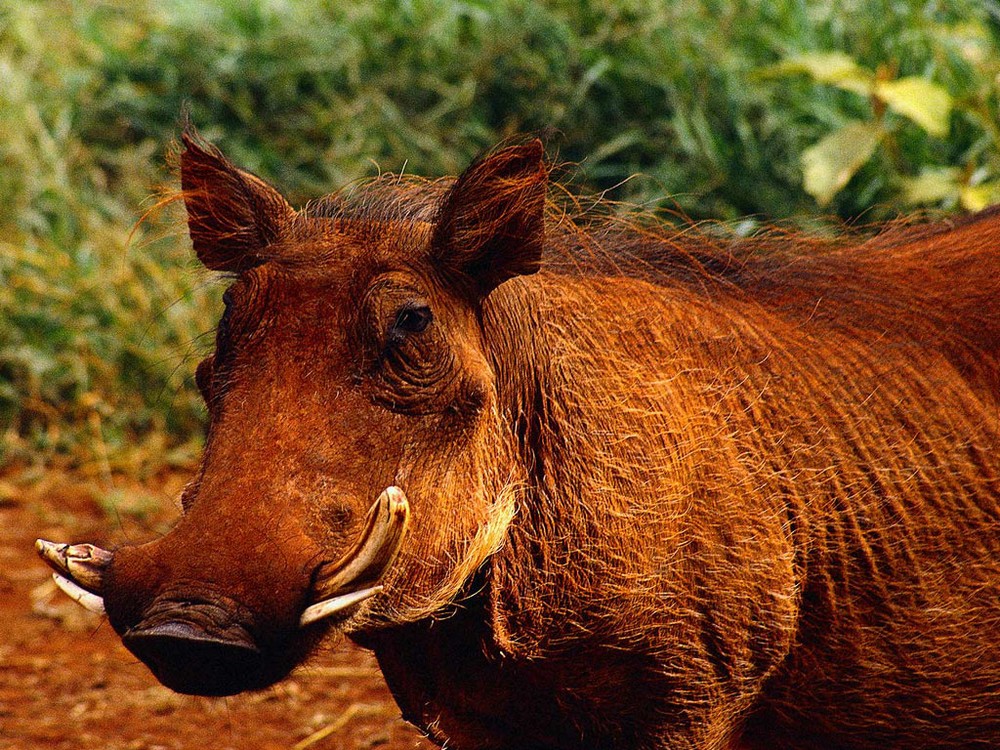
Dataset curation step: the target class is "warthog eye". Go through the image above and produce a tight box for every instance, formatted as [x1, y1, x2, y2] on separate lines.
[361, 280, 470, 414]
[390, 302, 433, 338]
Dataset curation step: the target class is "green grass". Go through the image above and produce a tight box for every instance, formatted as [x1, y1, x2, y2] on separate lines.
[2, 0, 999, 475]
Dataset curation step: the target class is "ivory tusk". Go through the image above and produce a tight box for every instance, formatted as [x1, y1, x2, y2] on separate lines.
[35, 539, 110, 594]
[300, 486, 410, 628]
[52, 573, 106, 616]
[299, 585, 383, 627]
[311, 486, 410, 600]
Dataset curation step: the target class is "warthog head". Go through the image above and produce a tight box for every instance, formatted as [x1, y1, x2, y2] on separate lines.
[38, 131, 546, 696]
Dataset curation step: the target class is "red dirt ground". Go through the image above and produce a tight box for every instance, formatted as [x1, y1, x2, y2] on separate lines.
[0, 469, 435, 750]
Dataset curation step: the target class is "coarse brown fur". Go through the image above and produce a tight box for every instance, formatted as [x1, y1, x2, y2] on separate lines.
[98, 131, 999, 749]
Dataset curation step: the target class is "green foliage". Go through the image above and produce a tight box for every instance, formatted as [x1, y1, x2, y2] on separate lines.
[767, 47, 1000, 208]
[2, 0, 999, 473]
[1, 2, 217, 475]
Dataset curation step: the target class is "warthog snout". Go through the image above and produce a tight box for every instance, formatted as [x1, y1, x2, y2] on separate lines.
[120, 596, 263, 696]
[36, 488, 411, 696]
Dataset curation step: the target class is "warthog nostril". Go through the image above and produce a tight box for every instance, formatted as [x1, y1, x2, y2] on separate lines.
[123, 620, 261, 697]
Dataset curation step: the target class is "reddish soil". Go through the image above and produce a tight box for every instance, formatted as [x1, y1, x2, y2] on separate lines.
[0, 470, 435, 750]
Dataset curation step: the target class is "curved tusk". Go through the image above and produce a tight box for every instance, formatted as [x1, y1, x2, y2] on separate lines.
[52, 573, 106, 616]
[35, 540, 111, 595]
[301, 487, 410, 629]
[300, 585, 383, 627]
[312, 486, 410, 600]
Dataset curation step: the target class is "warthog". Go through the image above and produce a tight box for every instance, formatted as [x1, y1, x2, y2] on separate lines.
[39, 131, 999, 749]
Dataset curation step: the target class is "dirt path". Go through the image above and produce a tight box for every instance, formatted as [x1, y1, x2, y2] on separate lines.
[0, 470, 434, 750]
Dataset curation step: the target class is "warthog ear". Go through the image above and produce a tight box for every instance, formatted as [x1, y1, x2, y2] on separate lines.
[432, 140, 547, 295]
[180, 128, 294, 272]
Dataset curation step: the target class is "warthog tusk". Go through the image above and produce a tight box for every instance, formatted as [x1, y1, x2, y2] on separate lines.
[35, 539, 111, 595]
[52, 573, 107, 616]
[301, 486, 410, 628]
[36, 539, 110, 616]
[300, 585, 383, 627]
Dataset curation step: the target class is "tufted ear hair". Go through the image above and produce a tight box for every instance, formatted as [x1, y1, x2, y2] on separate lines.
[180, 128, 294, 272]
[431, 140, 547, 297]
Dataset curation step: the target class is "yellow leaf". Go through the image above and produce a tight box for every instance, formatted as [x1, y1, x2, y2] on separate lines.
[802, 121, 883, 206]
[959, 182, 1000, 212]
[901, 168, 961, 205]
[767, 52, 875, 96]
[875, 77, 953, 137]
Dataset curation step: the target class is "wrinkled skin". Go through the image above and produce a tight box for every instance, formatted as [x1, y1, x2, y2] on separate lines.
[40, 132, 1000, 749]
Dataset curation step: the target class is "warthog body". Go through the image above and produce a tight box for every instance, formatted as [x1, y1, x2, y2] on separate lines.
[40, 133, 999, 749]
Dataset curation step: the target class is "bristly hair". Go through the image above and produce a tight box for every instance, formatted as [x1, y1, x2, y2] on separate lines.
[180, 131, 999, 393]
[302, 173, 452, 226]
[300, 134, 552, 228]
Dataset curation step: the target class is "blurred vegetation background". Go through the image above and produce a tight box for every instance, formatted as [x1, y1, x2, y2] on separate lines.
[3, 0, 999, 482]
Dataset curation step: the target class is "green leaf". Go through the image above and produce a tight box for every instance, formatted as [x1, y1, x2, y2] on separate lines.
[802, 121, 883, 206]
[766, 52, 874, 96]
[901, 167, 961, 205]
[875, 77, 953, 137]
